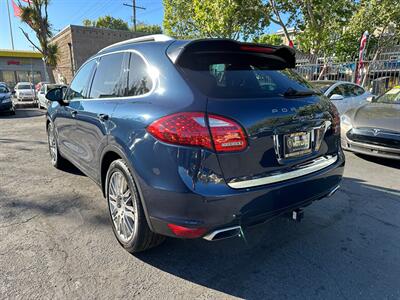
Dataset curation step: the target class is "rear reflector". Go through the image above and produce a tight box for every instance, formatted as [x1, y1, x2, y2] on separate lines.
[167, 224, 207, 238]
[147, 112, 247, 152]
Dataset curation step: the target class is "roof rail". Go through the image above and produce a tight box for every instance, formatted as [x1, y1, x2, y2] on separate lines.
[99, 34, 174, 53]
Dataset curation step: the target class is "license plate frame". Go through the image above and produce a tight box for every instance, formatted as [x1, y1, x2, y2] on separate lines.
[284, 131, 312, 158]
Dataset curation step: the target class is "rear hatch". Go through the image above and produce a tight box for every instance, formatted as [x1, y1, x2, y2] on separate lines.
[171, 40, 340, 185]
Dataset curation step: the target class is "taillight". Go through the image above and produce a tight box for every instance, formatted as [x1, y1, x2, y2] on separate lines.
[330, 104, 340, 134]
[167, 224, 207, 238]
[147, 112, 247, 152]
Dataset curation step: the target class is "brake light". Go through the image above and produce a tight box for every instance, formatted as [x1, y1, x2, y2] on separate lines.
[167, 224, 207, 238]
[240, 45, 275, 54]
[147, 112, 247, 152]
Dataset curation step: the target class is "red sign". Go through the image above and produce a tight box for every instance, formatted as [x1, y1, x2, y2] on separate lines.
[7, 60, 20, 65]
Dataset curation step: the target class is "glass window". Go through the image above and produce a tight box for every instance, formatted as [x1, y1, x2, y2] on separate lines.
[126, 53, 153, 96]
[328, 85, 345, 97]
[0, 86, 9, 93]
[354, 86, 365, 96]
[178, 52, 313, 99]
[342, 84, 358, 97]
[89, 53, 125, 99]
[65, 60, 95, 100]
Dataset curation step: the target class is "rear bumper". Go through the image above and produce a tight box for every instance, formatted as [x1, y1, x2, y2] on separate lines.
[342, 137, 400, 160]
[141, 151, 345, 238]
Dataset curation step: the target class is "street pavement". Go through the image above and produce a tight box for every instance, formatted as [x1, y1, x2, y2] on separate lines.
[0, 109, 399, 299]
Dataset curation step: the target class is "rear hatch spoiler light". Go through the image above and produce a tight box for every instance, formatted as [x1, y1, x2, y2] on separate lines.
[166, 39, 296, 69]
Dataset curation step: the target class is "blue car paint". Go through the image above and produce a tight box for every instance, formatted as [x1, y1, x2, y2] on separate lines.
[47, 39, 344, 238]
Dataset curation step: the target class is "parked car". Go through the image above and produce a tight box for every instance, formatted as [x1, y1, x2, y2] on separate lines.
[14, 82, 35, 101]
[35, 81, 49, 93]
[45, 35, 344, 253]
[341, 86, 400, 160]
[311, 80, 374, 115]
[0, 84, 15, 115]
[37, 84, 66, 109]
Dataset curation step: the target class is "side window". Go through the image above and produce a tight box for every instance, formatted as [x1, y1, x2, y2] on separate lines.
[354, 86, 365, 96]
[65, 60, 95, 100]
[342, 84, 357, 97]
[40, 85, 45, 93]
[328, 85, 344, 97]
[126, 53, 152, 96]
[89, 53, 125, 99]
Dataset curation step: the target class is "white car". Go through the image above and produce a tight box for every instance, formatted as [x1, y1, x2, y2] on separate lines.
[311, 80, 374, 114]
[14, 82, 35, 101]
[37, 84, 66, 109]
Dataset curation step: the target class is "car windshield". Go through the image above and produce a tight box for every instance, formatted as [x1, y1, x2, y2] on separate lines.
[376, 88, 400, 104]
[47, 84, 62, 90]
[17, 84, 34, 90]
[311, 82, 332, 93]
[0, 86, 9, 93]
[179, 52, 315, 99]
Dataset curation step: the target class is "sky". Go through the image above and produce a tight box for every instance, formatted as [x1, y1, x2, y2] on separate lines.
[0, 0, 281, 51]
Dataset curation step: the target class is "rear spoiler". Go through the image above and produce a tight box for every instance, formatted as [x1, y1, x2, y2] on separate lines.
[166, 39, 296, 68]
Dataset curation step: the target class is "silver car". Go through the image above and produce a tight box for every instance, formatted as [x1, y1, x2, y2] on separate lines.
[37, 84, 66, 109]
[311, 80, 374, 115]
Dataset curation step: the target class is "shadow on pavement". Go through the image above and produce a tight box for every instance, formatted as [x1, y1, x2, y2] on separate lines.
[0, 108, 45, 119]
[355, 153, 400, 169]
[133, 176, 400, 299]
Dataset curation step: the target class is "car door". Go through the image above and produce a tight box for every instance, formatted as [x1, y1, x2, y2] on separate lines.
[38, 85, 46, 106]
[56, 60, 96, 163]
[327, 84, 347, 114]
[70, 52, 127, 181]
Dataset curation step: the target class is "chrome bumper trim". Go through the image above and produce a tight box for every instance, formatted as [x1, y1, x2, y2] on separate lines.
[228, 155, 338, 189]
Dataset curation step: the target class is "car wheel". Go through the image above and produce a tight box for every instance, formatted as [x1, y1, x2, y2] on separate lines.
[106, 159, 165, 253]
[47, 122, 67, 169]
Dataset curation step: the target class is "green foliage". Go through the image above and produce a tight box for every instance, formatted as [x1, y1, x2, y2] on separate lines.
[253, 33, 283, 45]
[84, 15, 130, 31]
[163, 0, 269, 40]
[136, 22, 163, 34]
[18, 0, 59, 67]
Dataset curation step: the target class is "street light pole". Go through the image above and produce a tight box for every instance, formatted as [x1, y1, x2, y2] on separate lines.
[6, 0, 15, 50]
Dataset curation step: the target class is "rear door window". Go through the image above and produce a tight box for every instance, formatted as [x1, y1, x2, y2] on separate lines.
[89, 53, 125, 99]
[178, 52, 313, 99]
[126, 53, 153, 96]
[328, 85, 345, 97]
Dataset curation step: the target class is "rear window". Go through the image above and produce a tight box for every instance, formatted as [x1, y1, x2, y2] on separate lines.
[0, 86, 9, 93]
[17, 84, 33, 90]
[178, 52, 313, 98]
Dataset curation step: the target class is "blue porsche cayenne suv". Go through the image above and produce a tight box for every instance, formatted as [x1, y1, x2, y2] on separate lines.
[45, 35, 344, 253]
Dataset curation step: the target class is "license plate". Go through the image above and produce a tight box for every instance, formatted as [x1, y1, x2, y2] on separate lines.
[284, 132, 311, 158]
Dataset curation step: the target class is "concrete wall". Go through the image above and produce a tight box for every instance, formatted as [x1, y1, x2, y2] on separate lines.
[51, 25, 147, 84]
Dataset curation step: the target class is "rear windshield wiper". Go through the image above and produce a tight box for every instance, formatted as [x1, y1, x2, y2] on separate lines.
[283, 88, 319, 98]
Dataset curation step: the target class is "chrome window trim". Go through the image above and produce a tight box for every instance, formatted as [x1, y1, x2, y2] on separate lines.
[228, 155, 338, 189]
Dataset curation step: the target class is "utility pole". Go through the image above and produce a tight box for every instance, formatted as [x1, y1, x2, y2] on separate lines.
[6, 0, 15, 50]
[123, 1, 145, 32]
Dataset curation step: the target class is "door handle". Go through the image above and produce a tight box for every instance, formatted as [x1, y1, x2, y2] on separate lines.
[71, 110, 77, 117]
[98, 113, 109, 121]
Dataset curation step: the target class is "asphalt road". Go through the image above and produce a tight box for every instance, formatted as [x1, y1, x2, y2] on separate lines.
[1, 109, 399, 300]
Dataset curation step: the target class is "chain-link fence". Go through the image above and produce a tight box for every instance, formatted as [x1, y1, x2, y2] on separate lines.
[295, 52, 400, 96]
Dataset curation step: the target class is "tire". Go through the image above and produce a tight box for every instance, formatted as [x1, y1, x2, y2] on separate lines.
[106, 159, 165, 253]
[47, 122, 67, 169]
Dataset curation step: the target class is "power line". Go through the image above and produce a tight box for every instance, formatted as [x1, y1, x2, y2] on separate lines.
[123, 1, 146, 32]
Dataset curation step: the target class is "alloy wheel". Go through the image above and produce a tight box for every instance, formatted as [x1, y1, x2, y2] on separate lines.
[108, 170, 137, 242]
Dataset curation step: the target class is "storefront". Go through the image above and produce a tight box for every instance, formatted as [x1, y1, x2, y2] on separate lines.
[0, 50, 45, 89]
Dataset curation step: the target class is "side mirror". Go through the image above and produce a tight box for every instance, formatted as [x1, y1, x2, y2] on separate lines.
[366, 95, 375, 102]
[45, 87, 63, 102]
[11, 91, 16, 95]
[330, 94, 344, 101]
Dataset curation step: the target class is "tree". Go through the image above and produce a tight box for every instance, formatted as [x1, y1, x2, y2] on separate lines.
[83, 15, 129, 31]
[136, 22, 163, 34]
[253, 33, 283, 45]
[18, 0, 58, 78]
[163, 0, 269, 40]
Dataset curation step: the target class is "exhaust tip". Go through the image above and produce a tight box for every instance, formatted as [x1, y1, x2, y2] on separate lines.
[203, 226, 242, 241]
[327, 185, 341, 197]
